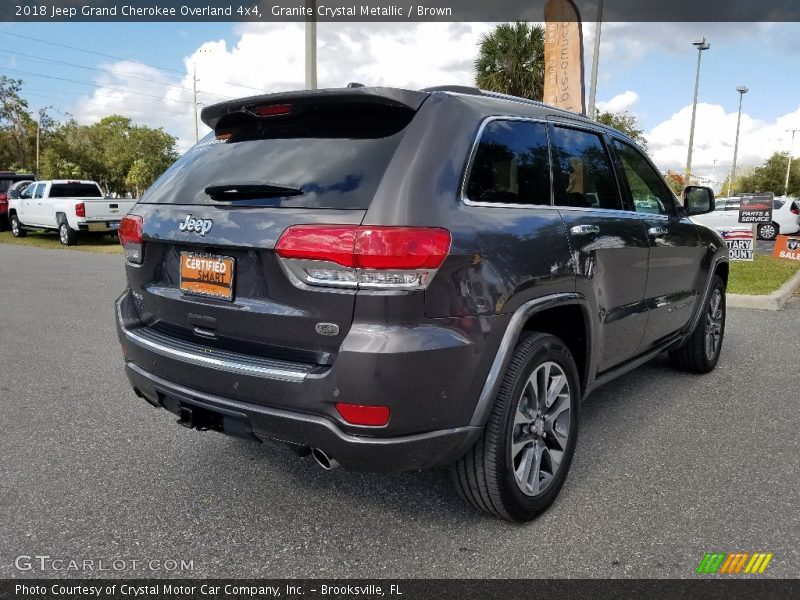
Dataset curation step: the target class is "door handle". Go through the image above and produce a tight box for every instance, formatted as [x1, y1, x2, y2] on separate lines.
[648, 226, 668, 237]
[570, 225, 600, 236]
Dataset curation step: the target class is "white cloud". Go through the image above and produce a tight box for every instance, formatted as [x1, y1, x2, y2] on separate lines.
[596, 90, 639, 113]
[647, 102, 800, 183]
[72, 22, 493, 151]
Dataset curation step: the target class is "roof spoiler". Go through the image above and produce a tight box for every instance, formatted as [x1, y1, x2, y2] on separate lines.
[201, 87, 430, 130]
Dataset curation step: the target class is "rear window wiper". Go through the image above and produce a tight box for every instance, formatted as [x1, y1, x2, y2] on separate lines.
[205, 182, 304, 201]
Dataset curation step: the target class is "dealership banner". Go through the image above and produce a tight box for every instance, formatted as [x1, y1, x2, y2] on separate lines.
[773, 234, 800, 262]
[543, 0, 586, 115]
[738, 192, 774, 224]
[717, 228, 754, 261]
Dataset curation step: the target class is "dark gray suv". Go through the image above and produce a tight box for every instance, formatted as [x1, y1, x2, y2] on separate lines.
[116, 86, 728, 521]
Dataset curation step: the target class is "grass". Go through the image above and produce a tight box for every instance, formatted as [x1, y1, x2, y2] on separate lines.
[728, 254, 800, 295]
[0, 229, 122, 254]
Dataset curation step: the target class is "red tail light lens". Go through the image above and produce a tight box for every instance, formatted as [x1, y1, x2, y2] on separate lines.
[275, 225, 451, 290]
[791, 203, 800, 215]
[75, 202, 86, 218]
[335, 403, 390, 426]
[118, 215, 144, 263]
[252, 103, 292, 117]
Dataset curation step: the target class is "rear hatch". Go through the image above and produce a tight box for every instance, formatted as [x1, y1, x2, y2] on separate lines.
[125, 88, 429, 367]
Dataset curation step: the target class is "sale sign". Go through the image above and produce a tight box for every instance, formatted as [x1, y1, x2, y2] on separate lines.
[773, 235, 800, 262]
[718, 228, 755, 261]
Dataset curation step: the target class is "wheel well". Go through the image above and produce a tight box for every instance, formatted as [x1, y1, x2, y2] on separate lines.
[521, 304, 589, 393]
[56, 212, 67, 224]
[716, 262, 729, 289]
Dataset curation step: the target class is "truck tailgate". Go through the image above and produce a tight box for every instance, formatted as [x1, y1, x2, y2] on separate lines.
[83, 198, 136, 220]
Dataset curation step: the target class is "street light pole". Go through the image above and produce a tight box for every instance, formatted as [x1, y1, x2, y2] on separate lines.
[192, 64, 199, 143]
[305, 0, 317, 89]
[785, 129, 798, 197]
[685, 37, 710, 185]
[587, 0, 604, 119]
[730, 85, 748, 196]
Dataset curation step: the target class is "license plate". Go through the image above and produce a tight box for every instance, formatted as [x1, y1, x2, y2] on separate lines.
[180, 252, 235, 301]
[108, 221, 120, 229]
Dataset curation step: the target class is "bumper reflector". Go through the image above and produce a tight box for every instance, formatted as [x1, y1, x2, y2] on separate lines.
[335, 402, 390, 426]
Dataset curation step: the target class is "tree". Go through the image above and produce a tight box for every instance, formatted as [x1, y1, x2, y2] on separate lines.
[596, 110, 648, 151]
[475, 22, 546, 101]
[734, 152, 800, 197]
[0, 76, 36, 170]
[664, 171, 685, 197]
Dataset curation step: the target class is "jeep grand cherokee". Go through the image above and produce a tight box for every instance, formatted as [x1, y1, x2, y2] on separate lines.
[116, 86, 728, 521]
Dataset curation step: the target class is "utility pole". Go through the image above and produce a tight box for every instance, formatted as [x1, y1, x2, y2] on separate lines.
[785, 129, 798, 197]
[192, 64, 199, 143]
[685, 37, 710, 184]
[730, 85, 748, 197]
[711, 158, 717, 191]
[305, 0, 317, 89]
[35, 107, 48, 175]
[587, 0, 604, 119]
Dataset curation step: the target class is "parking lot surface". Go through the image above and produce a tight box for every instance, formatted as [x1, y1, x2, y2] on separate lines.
[1, 244, 798, 579]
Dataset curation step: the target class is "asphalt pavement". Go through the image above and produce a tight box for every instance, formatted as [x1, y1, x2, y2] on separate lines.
[1, 244, 798, 579]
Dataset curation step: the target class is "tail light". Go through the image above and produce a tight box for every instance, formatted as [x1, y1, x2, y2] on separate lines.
[118, 215, 144, 264]
[0, 193, 7, 208]
[275, 225, 451, 290]
[791, 202, 800, 216]
[75, 202, 86, 218]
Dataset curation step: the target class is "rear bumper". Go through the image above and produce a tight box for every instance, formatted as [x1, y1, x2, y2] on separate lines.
[78, 219, 121, 232]
[116, 288, 501, 471]
[124, 362, 480, 471]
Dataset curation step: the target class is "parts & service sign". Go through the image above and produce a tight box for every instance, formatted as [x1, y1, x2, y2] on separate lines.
[738, 192, 774, 224]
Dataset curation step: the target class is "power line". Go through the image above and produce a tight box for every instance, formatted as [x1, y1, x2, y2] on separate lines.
[22, 91, 197, 119]
[2, 65, 199, 105]
[0, 30, 268, 94]
[0, 48, 236, 100]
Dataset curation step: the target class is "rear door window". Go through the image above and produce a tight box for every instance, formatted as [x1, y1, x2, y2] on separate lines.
[551, 126, 622, 210]
[464, 120, 551, 206]
[140, 103, 416, 209]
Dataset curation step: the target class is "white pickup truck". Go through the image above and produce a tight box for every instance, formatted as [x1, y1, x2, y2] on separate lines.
[8, 180, 136, 246]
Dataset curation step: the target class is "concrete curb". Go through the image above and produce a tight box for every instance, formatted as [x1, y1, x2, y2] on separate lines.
[728, 268, 800, 311]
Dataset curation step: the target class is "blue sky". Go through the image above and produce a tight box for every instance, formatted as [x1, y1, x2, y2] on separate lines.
[1, 21, 799, 186]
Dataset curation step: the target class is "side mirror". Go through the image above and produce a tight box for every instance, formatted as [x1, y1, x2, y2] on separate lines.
[683, 186, 715, 216]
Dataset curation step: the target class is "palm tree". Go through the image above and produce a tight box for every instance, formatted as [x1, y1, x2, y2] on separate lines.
[475, 22, 546, 101]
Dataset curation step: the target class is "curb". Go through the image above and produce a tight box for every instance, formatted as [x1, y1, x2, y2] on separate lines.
[727, 269, 800, 311]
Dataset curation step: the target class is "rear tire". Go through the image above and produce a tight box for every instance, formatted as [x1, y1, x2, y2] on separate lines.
[452, 332, 580, 521]
[10, 214, 26, 238]
[669, 275, 725, 373]
[59, 221, 77, 246]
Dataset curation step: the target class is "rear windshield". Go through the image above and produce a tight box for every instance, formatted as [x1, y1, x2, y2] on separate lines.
[140, 103, 415, 209]
[50, 183, 103, 198]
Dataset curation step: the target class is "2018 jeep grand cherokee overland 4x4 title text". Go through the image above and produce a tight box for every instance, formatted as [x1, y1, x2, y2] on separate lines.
[115, 86, 728, 521]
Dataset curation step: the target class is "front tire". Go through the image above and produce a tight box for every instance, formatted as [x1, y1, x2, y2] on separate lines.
[452, 332, 580, 521]
[10, 214, 26, 238]
[757, 222, 778, 240]
[59, 221, 77, 246]
[669, 275, 725, 373]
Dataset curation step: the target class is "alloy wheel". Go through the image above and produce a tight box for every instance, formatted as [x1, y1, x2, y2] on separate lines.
[704, 288, 724, 360]
[510, 361, 572, 496]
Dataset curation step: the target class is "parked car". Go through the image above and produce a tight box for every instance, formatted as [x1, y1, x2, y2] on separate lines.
[115, 86, 728, 521]
[8, 180, 136, 245]
[7, 179, 35, 199]
[691, 195, 800, 240]
[0, 171, 37, 230]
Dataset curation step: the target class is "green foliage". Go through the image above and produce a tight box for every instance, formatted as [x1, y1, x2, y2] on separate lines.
[2, 78, 179, 196]
[733, 152, 800, 197]
[595, 111, 648, 151]
[475, 22, 546, 101]
[728, 254, 800, 295]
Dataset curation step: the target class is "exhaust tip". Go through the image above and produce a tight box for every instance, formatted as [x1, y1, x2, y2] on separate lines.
[311, 448, 340, 470]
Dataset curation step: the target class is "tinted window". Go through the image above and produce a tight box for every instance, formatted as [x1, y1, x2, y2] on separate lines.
[551, 127, 621, 210]
[33, 184, 46, 199]
[49, 183, 103, 198]
[612, 140, 676, 216]
[465, 120, 551, 206]
[141, 103, 415, 209]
